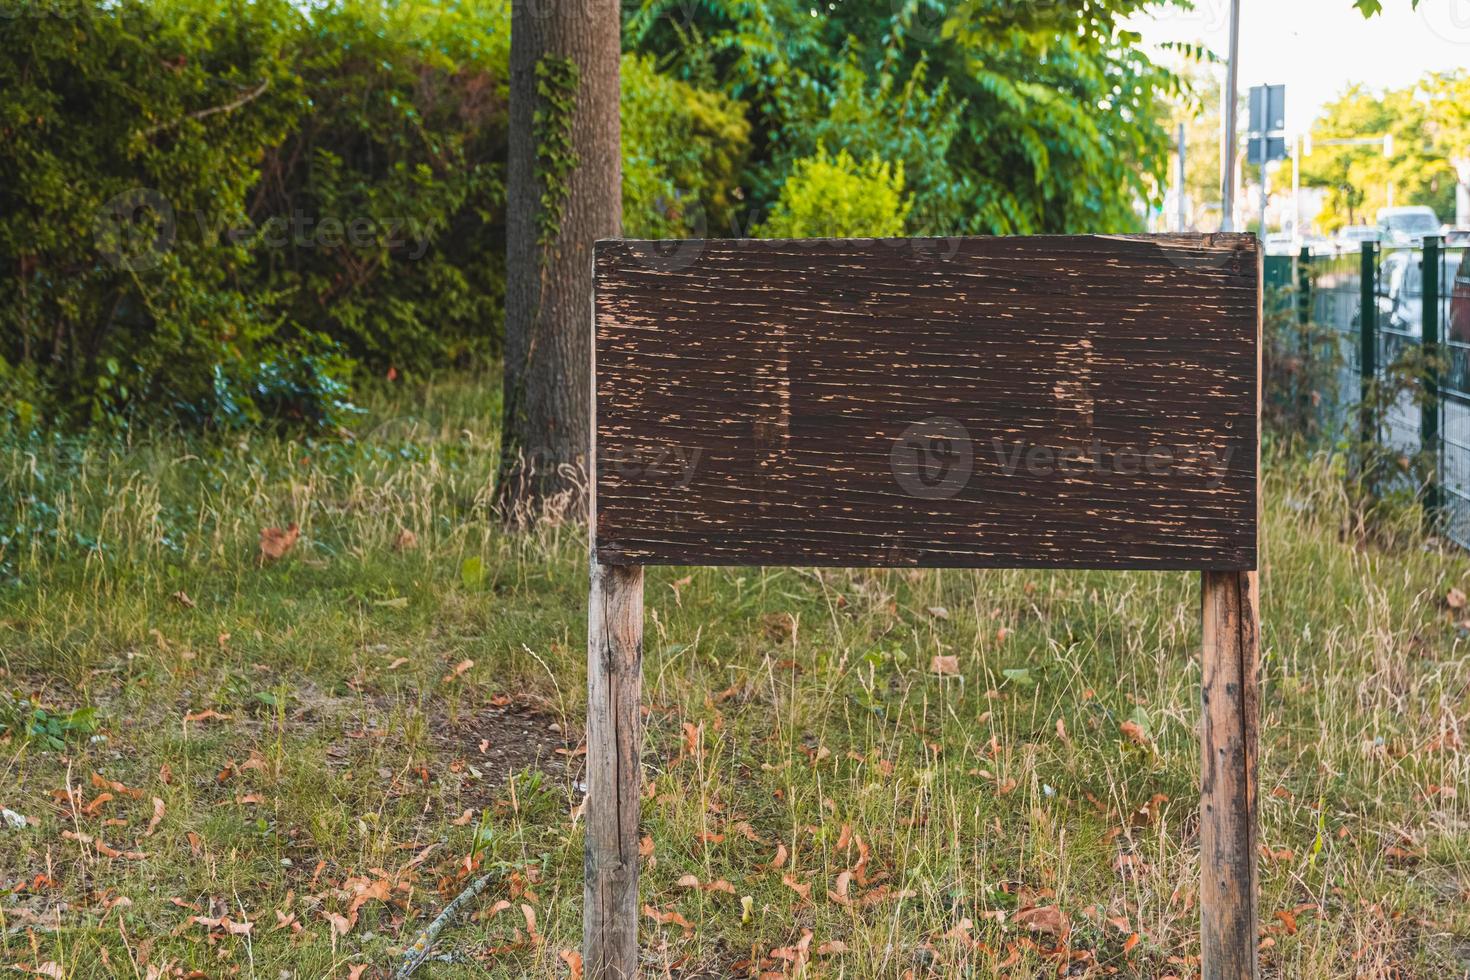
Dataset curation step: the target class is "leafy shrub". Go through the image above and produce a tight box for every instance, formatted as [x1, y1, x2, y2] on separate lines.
[0, 0, 304, 427]
[622, 53, 751, 239]
[755, 147, 911, 239]
[0, 0, 754, 431]
[248, 0, 512, 375]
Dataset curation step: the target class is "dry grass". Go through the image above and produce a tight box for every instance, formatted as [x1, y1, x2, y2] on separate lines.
[3, 378, 1470, 978]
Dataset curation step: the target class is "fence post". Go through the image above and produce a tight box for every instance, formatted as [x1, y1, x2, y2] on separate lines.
[1297, 245, 1313, 430]
[1422, 236, 1442, 524]
[1296, 245, 1311, 327]
[1359, 241, 1378, 462]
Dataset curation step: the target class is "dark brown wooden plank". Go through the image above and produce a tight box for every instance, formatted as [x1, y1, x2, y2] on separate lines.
[1199, 569, 1260, 979]
[594, 234, 1259, 569]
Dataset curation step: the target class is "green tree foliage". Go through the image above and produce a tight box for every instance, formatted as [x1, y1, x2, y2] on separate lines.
[1297, 79, 1458, 232]
[754, 147, 910, 239]
[627, 0, 1185, 236]
[0, 0, 742, 429]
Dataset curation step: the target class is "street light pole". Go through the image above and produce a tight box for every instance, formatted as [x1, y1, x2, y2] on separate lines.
[1221, 0, 1241, 232]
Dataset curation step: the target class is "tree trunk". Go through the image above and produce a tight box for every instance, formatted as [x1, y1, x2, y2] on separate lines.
[498, 0, 621, 518]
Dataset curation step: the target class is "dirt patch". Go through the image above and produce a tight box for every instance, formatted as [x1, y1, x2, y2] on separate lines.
[427, 700, 584, 808]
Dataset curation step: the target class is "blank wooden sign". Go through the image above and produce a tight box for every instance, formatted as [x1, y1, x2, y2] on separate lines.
[594, 234, 1259, 570]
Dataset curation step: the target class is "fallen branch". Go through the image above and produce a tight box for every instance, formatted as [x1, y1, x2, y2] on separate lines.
[392, 867, 505, 979]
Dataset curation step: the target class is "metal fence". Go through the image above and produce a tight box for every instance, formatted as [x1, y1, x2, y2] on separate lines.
[1284, 238, 1470, 546]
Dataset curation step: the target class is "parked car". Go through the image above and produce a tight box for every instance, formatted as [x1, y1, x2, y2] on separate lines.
[1379, 249, 1459, 342]
[1337, 225, 1380, 251]
[1263, 232, 1297, 256]
[1302, 234, 1334, 256]
[1377, 206, 1441, 246]
[1445, 227, 1470, 247]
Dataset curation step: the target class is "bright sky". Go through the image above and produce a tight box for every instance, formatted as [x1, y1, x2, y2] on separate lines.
[1124, 0, 1470, 132]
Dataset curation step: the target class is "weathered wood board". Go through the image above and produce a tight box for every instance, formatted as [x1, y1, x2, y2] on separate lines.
[594, 234, 1259, 569]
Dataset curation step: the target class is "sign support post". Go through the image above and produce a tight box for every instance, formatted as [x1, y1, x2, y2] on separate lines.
[1199, 570, 1261, 980]
[583, 560, 644, 980]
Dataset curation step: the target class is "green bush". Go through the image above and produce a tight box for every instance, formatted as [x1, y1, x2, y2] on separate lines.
[249, 0, 511, 376]
[622, 53, 750, 239]
[0, 0, 304, 427]
[755, 147, 911, 239]
[0, 1, 752, 431]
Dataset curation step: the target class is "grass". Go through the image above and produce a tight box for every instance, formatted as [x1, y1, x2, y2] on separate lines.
[3, 377, 1470, 978]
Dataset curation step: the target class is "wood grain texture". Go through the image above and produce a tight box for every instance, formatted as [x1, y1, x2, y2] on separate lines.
[583, 560, 643, 980]
[594, 234, 1259, 569]
[1199, 569, 1261, 980]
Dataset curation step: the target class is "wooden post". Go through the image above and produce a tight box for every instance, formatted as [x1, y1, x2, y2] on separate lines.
[584, 559, 644, 980]
[1199, 569, 1260, 980]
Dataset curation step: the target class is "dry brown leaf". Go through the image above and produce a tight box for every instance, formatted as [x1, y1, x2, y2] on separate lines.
[930, 654, 961, 676]
[559, 949, 584, 979]
[258, 523, 300, 563]
[770, 929, 814, 964]
[1120, 720, 1151, 747]
[183, 708, 230, 724]
[642, 904, 693, 935]
[442, 658, 474, 682]
[1013, 905, 1068, 938]
[782, 873, 812, 901]
[170, 590, 196, 609]
[190, 915, 253, 936]
[143, 797, 165, 836]
[816, 940, 847, 956]
[769, 843, 789, 869]
[322, 910, 353, 936]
